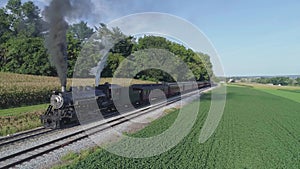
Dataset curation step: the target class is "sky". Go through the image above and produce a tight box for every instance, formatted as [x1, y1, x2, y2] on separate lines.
[1, 0, 299, 76]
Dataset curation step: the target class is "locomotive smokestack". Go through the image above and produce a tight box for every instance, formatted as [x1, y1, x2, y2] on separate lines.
[62, 86, 66, 93]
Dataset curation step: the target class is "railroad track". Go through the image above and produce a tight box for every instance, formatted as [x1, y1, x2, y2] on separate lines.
[0, 127, 54, 147]
[0, 88, 207, 169]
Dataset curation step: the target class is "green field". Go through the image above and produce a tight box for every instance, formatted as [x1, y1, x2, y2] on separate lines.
[258, 89, 300, 103]
[54, 86, 300, 169]
[231, 83, 300, 103]
[0, 104, 48, 117]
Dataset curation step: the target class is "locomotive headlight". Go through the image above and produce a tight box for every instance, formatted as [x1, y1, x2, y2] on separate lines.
[50, 95, 64, 109]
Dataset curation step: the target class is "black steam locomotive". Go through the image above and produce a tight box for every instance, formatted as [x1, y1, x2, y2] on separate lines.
[41, 81, 211, 129]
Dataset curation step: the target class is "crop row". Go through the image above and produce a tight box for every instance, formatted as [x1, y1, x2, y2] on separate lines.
[0, 72, 62, 109]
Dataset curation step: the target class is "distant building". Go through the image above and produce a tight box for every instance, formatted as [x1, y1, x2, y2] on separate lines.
[228, 79, 235, 83]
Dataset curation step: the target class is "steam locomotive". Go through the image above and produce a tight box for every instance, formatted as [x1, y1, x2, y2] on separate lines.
[41, 81, 211, 129]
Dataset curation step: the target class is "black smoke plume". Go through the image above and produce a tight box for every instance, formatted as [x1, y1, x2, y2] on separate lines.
[44, 0, 93, 88]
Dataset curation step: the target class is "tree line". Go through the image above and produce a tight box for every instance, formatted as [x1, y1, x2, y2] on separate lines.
[0, 0, 213, 82]
[254, 77, 300, 86]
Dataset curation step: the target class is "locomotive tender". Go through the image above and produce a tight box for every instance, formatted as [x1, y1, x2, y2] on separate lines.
[41, 81, 211, 129]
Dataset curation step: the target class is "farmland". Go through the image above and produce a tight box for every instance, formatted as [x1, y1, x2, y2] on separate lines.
[230, 82, 300, 90]
[54, 86, 300, 169]
[231, 83, 300, 103]
[0, 72, 62, 108]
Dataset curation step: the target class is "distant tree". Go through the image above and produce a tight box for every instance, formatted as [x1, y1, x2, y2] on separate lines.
[5, 0, 23, 36]
[73, 24, 133, 77]
[66, 30, 82, 77]
[132, 36, 212, 81]
[0, 8, 12, 42]
[295, 78, 300, 86]
[96, 24, 134, 57]
[197, 53, 214, 79]
[114, 49, 201, 82]
[68, 21, 94, 42]
[256, 77, 291, 86]
[0, 0, 52, 75]
[134, 36, 170, 51]
[110, 36, 134, 57]
[256, 78, 268, 84]
[101, 53, 125, 77]
[270, 77, 290, 86]
[20, 1, 45, 37]
[5, 0, 44, 37]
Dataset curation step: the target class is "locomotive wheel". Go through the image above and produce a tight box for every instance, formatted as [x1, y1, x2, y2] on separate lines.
[47, 120, 61, 129]
[49, 121, 57, 129]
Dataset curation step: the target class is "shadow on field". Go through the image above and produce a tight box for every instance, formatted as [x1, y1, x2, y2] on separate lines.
[277, 89, 300, 93]
[199, 92, 229, 101]
[200, 90, 251, 102]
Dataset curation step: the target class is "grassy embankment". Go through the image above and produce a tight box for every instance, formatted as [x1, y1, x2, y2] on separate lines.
[54, 85, 300, 169]
[0, 72, 153, 136]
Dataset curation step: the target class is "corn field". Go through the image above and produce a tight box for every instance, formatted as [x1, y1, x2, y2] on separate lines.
[0, 72, 154, 109]
[0, 72, 62, 109]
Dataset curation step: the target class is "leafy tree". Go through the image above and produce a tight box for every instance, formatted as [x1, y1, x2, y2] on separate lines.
[110, 36, 134, 57]
[6, 0, 22, 17]
[0, 8, 12, 42]
[74, 24, 134, 78]
[269, 77, 290, 86]
[296, 78, 300, 86]
[101, 53, 125, 77]
[197, 53, 214, 79]
[68, 21, 94, 42]
[96, 23, 134, 57]
[134, 36, 170, 51]
[6, 0, 26, 36]
[131, 36, 212, 81]
[0, 0, 51, 75]
[20, 1, 45, 37]
[256, 77, 291, 86]
[2, 0, 45, 38]
[0, 36, 56, 75]
[66, 30, 82, 77]
[115, 49, 196, 82]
